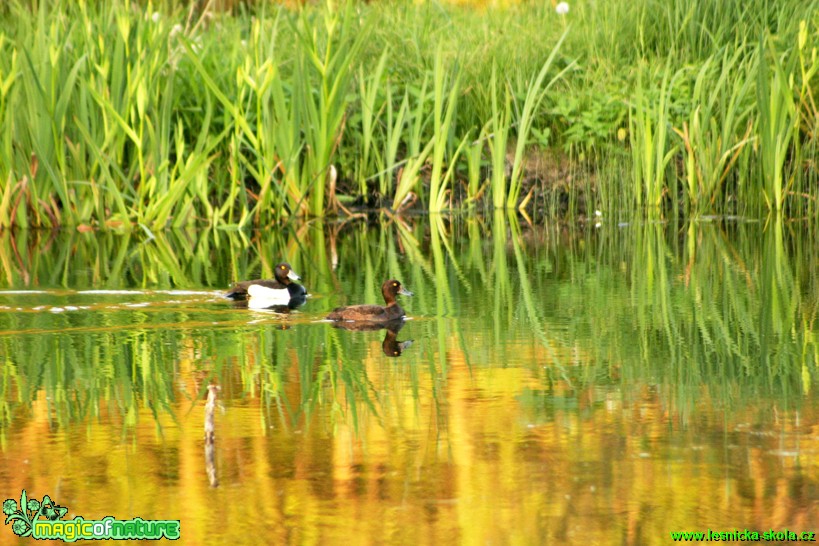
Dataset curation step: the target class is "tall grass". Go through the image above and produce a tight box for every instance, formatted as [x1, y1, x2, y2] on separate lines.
[756, 36, 799, 214]
[355, 52, 388, 196]
[0, 0, 817, 227]
[506, 30, 571, 209]
[629, 64, 679, 211]
[427, 47, 463, 213]
[673, 48, 755, 216]
[488, 67, 512, 210]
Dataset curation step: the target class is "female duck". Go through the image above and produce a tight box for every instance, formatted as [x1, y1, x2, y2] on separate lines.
[225, 263, 306, 305]
[326, 279, 413, 323]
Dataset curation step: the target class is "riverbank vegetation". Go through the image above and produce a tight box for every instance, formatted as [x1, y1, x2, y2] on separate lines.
[0, 0, 817, 228]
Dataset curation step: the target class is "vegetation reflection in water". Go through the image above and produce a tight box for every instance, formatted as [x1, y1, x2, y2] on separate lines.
[0, 215, 817, 544]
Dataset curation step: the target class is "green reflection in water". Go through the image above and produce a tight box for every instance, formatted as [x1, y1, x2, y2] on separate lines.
[0, 217, 817, 544]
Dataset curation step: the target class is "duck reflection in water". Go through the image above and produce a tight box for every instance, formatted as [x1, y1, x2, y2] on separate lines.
[228, 292, 307, 313]
[332, 319, 414, 358]
[250, 292, 307, 313]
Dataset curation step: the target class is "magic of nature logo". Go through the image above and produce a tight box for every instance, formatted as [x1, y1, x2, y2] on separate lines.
[3, 490, 180, 542]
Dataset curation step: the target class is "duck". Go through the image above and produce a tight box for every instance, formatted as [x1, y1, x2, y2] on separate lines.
[225, 263, 307, 306]
[326, 279, 413, 323]
[246, 291, 308, 312]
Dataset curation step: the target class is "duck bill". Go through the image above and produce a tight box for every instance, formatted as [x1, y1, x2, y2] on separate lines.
[287, 270, 301, 282]
[398, 287, 413, 297]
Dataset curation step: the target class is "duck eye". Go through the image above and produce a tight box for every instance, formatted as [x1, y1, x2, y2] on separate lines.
[393, 282, 398, 286]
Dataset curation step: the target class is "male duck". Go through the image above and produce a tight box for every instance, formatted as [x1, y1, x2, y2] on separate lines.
[326, 279, 413, 323]
[225, 263, 307, 307]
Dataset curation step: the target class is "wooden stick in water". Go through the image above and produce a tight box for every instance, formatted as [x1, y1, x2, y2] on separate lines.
[204, 384, 220, 488]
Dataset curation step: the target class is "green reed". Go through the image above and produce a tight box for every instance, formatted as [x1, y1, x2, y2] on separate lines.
[629, 64, 679, 212]
[464, 136, 484, 205]
[391, 138, 433, 211]
[506, 30, 571, 210]
[488, 67, 512, 210]
[427, 47, 462, 213]
[377, 83, 410, 198]
[756, 36, 799, 214]
[0, 0, 817, 227]
[579, 0, 817, 217]
[295, 5, 367, 217]
[225, 14, 299, 219]
[355, 52, 389, 196]
[0, 0, 225, 228]
[673, 48, 755, 216]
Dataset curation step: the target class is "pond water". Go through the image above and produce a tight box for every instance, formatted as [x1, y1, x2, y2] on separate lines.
[0, 214, 818, 544]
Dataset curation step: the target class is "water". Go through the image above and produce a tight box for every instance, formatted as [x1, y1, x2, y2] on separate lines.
[0, 215, 817, 544]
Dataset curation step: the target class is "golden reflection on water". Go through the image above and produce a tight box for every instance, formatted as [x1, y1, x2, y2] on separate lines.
[2, 330, 818, 544]
[1, 219, 818, 544]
